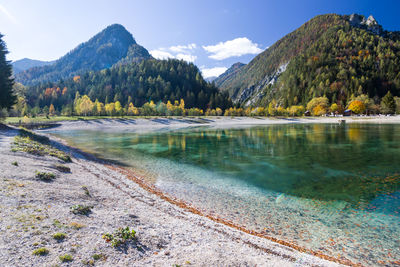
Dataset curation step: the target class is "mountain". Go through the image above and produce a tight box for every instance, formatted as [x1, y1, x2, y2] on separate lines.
[205, 76, 217, 82]
[217, 14, 400, 108]
[26, 59, 232, 113]
[213, 62, 245, 88]
[16, 24, 151, 85]
[12, 58, 55, 74]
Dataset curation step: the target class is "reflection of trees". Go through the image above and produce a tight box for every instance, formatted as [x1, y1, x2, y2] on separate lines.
[76, 125, 400, 206]
[148, 124, 400, 205]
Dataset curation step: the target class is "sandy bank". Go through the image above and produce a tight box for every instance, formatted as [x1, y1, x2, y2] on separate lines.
[43, 115, 400, 133]
[0, 127, 344, 266]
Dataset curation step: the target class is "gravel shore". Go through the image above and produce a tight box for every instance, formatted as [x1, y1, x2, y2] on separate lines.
[0, 126, 344, 266]
[46, 115, 400, 133]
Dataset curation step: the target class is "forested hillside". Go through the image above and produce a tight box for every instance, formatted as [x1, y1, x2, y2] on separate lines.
[23, 59, 232, 115]
[216, 14, 400, 110]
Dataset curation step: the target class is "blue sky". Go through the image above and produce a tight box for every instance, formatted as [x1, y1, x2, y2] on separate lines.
[1, 0, 399, 78]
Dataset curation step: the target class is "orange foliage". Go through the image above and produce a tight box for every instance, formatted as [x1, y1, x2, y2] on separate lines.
[44, 87, 55, 98]
[49, 104, 55, 116]
[312, 105, 327, 116]
[348, 100, 366, 114]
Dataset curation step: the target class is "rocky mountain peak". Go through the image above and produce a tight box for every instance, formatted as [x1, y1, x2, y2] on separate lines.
[349, 14, 383, 35]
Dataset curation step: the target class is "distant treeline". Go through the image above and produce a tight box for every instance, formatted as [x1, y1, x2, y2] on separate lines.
[17, 59, 232, 116]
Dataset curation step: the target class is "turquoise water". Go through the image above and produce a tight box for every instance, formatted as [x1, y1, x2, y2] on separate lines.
[48, 124, 400, 265]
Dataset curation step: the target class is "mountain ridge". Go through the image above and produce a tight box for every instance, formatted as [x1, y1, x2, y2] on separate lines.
[216, 14, 400, 108]
[15, 24, 152, 85]
[12, 58, 55, 74]
[213, 62, 245, 88]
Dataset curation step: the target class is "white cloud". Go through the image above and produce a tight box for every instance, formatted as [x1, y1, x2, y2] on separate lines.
[0, 4, 17, 24]
[149, 50, 175, 60]
[150, 43, 198, 63]
[169, 43, 197, 53]
[203, 37, 262, 60]
[201, 67, 228, 79]
[176, 53, 197, 62]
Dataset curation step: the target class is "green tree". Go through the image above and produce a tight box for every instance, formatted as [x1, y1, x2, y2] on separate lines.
[0, 33, 16, 109]
[380, 91, 396, 114]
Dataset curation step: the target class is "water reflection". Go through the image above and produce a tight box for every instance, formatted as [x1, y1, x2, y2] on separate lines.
[49, 123, 400, 265]
[106, 124, 400, 206]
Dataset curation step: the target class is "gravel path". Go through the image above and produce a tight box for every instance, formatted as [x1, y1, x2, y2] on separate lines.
[0, 128, 342, 266]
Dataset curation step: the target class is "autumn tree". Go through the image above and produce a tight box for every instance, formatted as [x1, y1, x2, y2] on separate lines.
[77, 95, 94, 116]
[330, 103, 338, 113]
[127, 103, 139, 115]
[114, 101, 123, 116]
[49, 104, 56, 116]
[105, 103, 115, 116]
[348, 100, 365, 114]
[307, 97, 329, 116]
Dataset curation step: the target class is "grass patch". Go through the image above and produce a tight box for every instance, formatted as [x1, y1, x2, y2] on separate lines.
[92, 253, 107, 261]
[53, 164, 71, 173]
[12, 129, 71, 162]
[52, 232, 66, 241]
[69, 222, 86, 229]
[32, 247, 49, 256]
[102, 227, 136, 248]
[35, 171, 56, 182]
[59, 254, 73, 262]
[70, 204, 92, 215]
[81, 186, 91, 197]
[11, 161, 18, 166]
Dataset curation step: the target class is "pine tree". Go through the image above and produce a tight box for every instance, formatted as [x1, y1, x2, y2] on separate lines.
[0, 33, 16, 109]
[380, 91, 396, 114]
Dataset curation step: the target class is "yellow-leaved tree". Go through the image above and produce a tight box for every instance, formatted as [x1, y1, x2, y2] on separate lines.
[348, 100, 366, 114]
[115, 101, 122, 115]
[78, 95, 94, 116]
[105, 103, 115, 116]
[306, 97, 329, 116]
[127, 103, 139, 115]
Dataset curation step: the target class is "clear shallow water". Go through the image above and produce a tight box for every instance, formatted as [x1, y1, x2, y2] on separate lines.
[48, 124, 400, 265]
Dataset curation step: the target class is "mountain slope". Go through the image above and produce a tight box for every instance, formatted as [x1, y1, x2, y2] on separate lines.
[217, 14, 400, 107]
[213, 62, 245, 88]
[16, 24, 151, 85]
[12, 58, 54, 74]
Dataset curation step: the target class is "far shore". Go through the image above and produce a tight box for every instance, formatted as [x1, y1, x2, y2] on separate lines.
[25, 115, 400, 132]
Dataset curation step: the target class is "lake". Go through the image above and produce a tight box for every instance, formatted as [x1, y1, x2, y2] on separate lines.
[48, 123, 400, 265]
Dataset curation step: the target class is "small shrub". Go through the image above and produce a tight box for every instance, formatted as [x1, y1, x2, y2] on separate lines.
[35, 171, 56, 181]
[70, 204, 92, 215]
[52, 232, 66, 241]
[102, 227, 136, 248]
[69, 222, 86, 229]
[82, 186, 91, 197]
[33, 247, 49, 256]
[82, 259, 95, 266]
[11, 161, 18, 166]
[92, 253, 106, 261]
[59, 254, 73, 262]
[53, 164, 71, 173]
